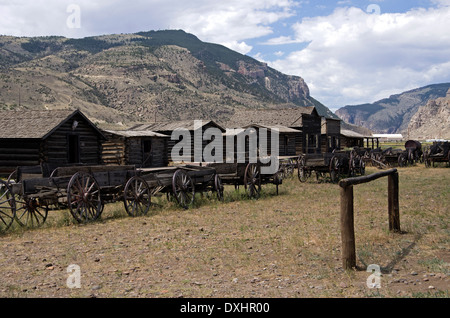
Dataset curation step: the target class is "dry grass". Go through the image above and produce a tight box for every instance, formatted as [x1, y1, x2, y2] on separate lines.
[0, 164, 448, 298]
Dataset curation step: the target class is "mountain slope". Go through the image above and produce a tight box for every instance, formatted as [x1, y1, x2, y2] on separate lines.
[407, 88, 450, 140]
[335, 83, 450, 134]
[0, 30, 335, 129]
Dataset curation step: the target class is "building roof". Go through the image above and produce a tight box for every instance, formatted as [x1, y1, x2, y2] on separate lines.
[340, 129, 369, 138]
[0, 109, 105, 139]
[104, 130, 169, 138]
[243, 123, 301, 133]
[129, 120, 225, 132]
[223, 106, 319, 128]
[373, 134, 404, 139]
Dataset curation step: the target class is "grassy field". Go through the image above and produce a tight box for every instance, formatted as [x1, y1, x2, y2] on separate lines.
[0, 163, 448, 298]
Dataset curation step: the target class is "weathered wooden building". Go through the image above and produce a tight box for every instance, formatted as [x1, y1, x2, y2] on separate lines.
[0, 109, 105, 175]
[242, 124, 300, 157]
[101, 130, 169, 168]
[129, 120, 226, 163]
[340, 129, 366, 149]
[321, 118, 341, 153]
[224, 106, 323, 155]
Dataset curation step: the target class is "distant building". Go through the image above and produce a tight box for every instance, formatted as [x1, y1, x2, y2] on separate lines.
[373, 134, 404, 142]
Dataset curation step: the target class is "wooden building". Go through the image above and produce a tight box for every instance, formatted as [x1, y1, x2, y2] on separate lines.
[340, 129, 366, 149]
[242, 124, 300, 157]
[129, 120, 225, 163]
[224, 107, 323, 155]
[101, 130, 170, 168]
[321, 118, 341, 153]
[0, 109, 105, 175]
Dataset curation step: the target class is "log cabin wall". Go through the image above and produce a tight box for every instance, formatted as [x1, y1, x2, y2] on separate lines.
[101, 133, 126, 165]
[101, 132, 168, 168]
[0, 139, 41, 175]
[159, 122, 225, 163]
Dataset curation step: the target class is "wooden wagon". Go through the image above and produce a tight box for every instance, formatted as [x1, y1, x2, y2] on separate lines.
[1, 164, 221, 232]
[138, 165, 223, 208]
[297, 150, 364, 184]
[205, 159, 283, 199]
[423, 141, 450, 167]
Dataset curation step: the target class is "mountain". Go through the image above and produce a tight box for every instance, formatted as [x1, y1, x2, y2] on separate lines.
[0, 30, 335, 129]
[407, 89, 450, 140]
[335, 83, 450, 134]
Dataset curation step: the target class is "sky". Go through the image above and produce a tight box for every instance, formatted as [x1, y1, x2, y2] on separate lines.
[1, 0, 450, 111]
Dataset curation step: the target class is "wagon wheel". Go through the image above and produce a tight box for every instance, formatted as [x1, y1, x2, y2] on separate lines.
[172, 169, 195, 209]
[123, 176, 151, 217]
[214, 174, 224, 201]
[0, 180, 16, 232]
[329, 155, 340, 183]
[297, 156, 308, 183]
[67, 172, 103, 223]
[360, 159, 366, 175]
[15, 197, 48, 228]
[398, 154, 407, 167]
[244, 163, 261, 199]
[424, 153, 431, 168]
[285, 159, 295, 178]
[349, 154, 357, 177]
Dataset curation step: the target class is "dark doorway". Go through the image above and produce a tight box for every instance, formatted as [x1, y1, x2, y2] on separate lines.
[142, 139, 152, 168]
[68, 134, 80, 163]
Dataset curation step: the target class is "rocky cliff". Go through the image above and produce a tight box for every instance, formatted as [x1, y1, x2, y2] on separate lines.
[407, 89, 450, 140]
[335, 83, 450, 135]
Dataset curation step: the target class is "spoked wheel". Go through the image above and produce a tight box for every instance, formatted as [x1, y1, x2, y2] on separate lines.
[330, 156, 340, 184]
[0, 180, 16, 233]
[360, 159, 366, 175]
[244, 163, 261, 199]
[297, 156, 308, 183]
[214, 174, 224, 201]
[67, 172, 103, 223]
[398, 154, 407, 167]
[172, 169, 195, 209]
[284, 159, 295, 178]
[123, 176, 151, 217]
[15, 197, 48, 227]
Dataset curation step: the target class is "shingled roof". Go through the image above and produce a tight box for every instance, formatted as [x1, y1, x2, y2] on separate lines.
[223, 106, 319, 128]
[130, 120, 225, 132]
[0, 109, 104, 139]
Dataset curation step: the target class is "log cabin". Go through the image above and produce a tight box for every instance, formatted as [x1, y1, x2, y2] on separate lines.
[101, 129, 169, 168]
[129, 120, 226, 163]
[0, 109, 105, 176]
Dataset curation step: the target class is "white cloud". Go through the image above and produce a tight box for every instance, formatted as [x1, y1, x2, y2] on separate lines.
[268, 6, 450, 108]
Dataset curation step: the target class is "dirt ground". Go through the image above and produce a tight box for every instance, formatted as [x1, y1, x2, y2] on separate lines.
[0, 166, 448, 299]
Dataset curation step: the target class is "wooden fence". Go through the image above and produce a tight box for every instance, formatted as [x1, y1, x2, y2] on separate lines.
[338, 168, 400, 270]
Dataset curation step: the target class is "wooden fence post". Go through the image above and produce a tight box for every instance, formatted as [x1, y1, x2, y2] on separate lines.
[340, 185, 356, 270]
[339, 168, 401, 270]
[388, 171, 400, 232]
